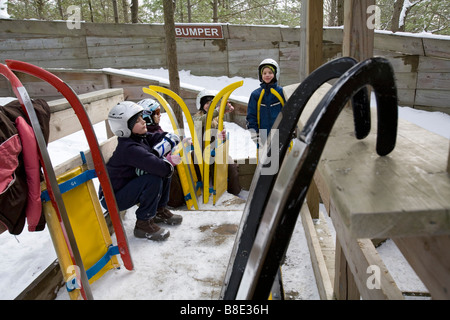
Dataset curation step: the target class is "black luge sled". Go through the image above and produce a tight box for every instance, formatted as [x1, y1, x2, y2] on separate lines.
[221, 57, 372, 299]
[236, 57, 398, 299]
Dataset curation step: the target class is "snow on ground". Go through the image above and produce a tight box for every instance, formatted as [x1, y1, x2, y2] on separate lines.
[0, 69, 449, 300]
[57, 196, 247, 300]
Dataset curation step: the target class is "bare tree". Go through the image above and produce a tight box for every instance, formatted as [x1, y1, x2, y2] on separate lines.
[391, 0, 405, 32]
[131, 0, 139, 23]
[122, 0, 129, 23]
[187, 0, 192, 22]
[56, 0, 64, 20]
[163, 0, 183, 129]
[112, 0, 119, 23]
[337, 0, 344, 25]
[213, 0, 219, 22]
[35, 0, 45, 19]
[391, 0, 425, 32]
[88, 0, 95, 22]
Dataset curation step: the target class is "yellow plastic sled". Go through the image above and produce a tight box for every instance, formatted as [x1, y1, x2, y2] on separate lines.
[41, 162, 120, 300]
[142, 87, 201, 210]
[203, 80, 244, 204]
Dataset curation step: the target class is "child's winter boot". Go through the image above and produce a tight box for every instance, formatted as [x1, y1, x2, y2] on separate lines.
[134, 218, 170, 240]
[154, 207, 183, 225]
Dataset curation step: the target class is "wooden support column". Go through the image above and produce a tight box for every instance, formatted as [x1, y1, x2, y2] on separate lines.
[394, 235, 450, 300]
[447, 141, 450, 174]
[342, 0, 375, 61]
[299, 0, 323, 82]
[334, 240, 360, 300]
[300, 0, 323, 220]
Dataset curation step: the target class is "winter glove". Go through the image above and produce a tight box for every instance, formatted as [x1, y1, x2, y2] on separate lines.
[220, 129, 227, 141]
[152, 132, 181, 157]
[250, 131, 259, 145]
[166, 153, 182, 166]
[135, 168, 147, 176]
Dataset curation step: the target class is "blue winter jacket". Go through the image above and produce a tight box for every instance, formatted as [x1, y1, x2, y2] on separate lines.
[102, 132, 172, 194]
[246, 82, 285, 134]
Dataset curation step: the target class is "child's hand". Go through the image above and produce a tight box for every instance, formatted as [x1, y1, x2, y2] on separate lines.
[182, 137, 192, 145]
[220, 129, 227, 141]
[225, 102, 234, 114]
[166, 154, 182, 166]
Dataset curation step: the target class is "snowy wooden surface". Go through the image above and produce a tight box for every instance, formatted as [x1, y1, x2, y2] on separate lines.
[288, 81, 450, 299]
[302, 102, 450, 239]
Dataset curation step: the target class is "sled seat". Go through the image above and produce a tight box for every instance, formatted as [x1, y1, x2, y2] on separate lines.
[41, 154, 120, 300]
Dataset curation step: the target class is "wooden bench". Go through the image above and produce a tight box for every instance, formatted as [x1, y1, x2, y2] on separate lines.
[47, 88, 123, 176]
[286, 82, 450, 300]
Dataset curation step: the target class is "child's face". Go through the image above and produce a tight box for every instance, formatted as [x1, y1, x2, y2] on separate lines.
[132, 115, 147, 135]
[261, 67, 275, 84]
[152, 108, 161, 124]
[203, 100, 212, 112]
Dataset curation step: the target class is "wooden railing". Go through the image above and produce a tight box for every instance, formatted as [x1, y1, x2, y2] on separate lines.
[1, 19, 449, 114]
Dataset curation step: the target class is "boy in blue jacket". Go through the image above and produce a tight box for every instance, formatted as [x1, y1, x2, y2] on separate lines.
[99, 101, 182, 241]
[246, 58, 285, 145]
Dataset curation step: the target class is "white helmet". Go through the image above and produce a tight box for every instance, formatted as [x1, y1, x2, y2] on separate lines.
[196, 89, 218, 110]
[137, 98, 161, 126]
[258, 58, 280, 83]
[137, 98, 160, 112]
[108, 101, 143, 138]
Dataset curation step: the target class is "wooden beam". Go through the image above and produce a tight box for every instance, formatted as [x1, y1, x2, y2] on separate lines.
[447, 141, 450, 174]
[331, 199, 404, 300]
[343, 0, 375, 61]
[334, 240, 360, 300]
[300, 206, 334, 299]
[306, 179, 320, 219]
[299, 0, 324, 81]
[299, 0, 324, 220]
[47, 88, 124, 142]
[394, 235, 450, 300]
[15, 260, 63, 300]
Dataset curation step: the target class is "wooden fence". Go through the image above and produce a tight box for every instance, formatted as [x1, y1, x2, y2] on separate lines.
[0, 19, 449, 114]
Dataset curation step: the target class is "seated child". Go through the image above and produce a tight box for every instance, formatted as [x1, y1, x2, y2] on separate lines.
[137, 98, 186, 208]
[99, 101, 182, 241]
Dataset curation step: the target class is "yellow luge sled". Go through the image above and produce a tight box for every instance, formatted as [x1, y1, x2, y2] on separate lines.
[142, 87, 201, 210]
[42, 163, 120, 300]
[203, 80, 244, 204]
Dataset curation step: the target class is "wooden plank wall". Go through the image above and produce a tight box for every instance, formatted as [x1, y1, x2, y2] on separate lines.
[1, 19, 449, 114]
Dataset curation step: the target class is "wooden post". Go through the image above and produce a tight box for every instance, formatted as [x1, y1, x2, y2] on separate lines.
[334, 0, 375, 300]
[342, 0, 375, 108]
[300, 0, 323, 221]
[342, 0, 375, 61]
[394, 235, 450, 300]
[447, 142, 450, 174]
[334, 240, 359, 300]
[299, 0, 323, 82]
